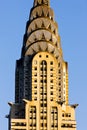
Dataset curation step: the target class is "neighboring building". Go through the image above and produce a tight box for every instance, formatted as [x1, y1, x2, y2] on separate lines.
[8, 0, 78, 130]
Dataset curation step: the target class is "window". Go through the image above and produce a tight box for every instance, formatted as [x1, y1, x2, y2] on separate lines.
[59, 69, 61, 73]
[44, 104, 47, 107]
[50, 85, 53, 89]
[41, 116, 43, 119]
[40, 67, 47, 71]
[34, 97, 37, 100]
[34, 73, 37, 76]
[34, 67, 37, 70]
[41, 123, 43, 127]
[39, 55, 41, 57]
[50, 98, 53, 101]
[34, 91, 37, 95]
[50, 61, 53, 65]
[50, 73, 53, 77]
[62, 113, 64, 117]
[68, 113, 71, 117]
[61, 123, 73, 128]
[50, 79, 53, 83]
[66, 113, 68, 117]
[58, 63, 60, 67]
[50, 68, 53, 71]
[34, 79, 37, 82]
[59, 76, 61, 80]
[45, 123, 47, 127]
[59, 88, 61, 91]
[59, 95, 61, 98]
[40, 79, 47, 83]
[44, 116, 47, 119]
[46, 55, 48, 58]
[50, 91, 53, 95]
[62, 113, 71, 117]
[34, 85, 37, 89]
[59, 82, 61, 85]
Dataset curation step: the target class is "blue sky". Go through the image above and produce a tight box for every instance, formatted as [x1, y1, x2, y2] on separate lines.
[0, 0, 87, 130]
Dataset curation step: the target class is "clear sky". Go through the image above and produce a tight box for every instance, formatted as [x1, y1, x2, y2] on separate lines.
[0, 0, 87, 130]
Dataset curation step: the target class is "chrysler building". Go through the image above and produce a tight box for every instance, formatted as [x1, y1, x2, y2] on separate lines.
[8, 0, 78, 130]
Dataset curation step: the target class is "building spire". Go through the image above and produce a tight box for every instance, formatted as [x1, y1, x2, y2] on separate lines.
[34, 0, 50, 7]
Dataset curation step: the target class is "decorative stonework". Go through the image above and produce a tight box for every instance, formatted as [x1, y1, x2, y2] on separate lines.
[34, 0, 50, 7]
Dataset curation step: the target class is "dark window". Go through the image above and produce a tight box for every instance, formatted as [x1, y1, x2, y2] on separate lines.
[41, 123, 43, 127]
[34, 85, 37, 89]
[34, 67, 37, 70]
[34, 79, 37, 82]
[39, 55, 41, 57]
[50, 68, 53, 71]
[34, 73, 37, 76]
[50, 73, 53, 77]
[58, 63, 60, 67]
[50, 85, 53, 89]
[46, 55, 48, 58]
[59, 69, 61, 73]
[50, 61, 53, 65]
[50, 79, 53, 83]
[50, 91, 53, 95]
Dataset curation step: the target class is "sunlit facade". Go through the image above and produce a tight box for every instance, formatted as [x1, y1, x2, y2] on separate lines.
[8, 0, 78, 130]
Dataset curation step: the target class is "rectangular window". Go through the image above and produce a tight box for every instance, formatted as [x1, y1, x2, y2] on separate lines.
[34, 67, 37, 70]
[50, 68, 53, 71]
[34, 73, 37, 76]
[50, 61, 53, 65]
[34, 79, 37, 82]
[50, 73, 53, 77]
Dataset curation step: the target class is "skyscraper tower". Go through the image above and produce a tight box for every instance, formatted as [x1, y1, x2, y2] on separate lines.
[8, 0, 78, 130]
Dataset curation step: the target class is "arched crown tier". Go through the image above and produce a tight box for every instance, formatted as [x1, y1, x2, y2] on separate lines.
[21, 0, 63, 60]
[33, 0, 50, 7]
